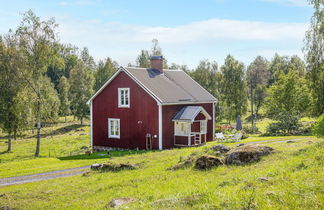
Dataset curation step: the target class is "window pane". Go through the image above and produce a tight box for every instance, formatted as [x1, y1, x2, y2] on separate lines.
[125, 90, 128, 105]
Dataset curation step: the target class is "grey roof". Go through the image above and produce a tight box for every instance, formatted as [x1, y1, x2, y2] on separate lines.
[173, 106, 211, 122]
[125, 67, 216, 104]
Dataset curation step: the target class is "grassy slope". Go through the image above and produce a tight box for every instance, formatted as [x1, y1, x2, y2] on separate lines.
[0, 137, 323, 209]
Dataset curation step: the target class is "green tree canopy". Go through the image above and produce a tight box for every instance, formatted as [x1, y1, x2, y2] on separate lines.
[219, 55, 247, 123]
[94, 57, 118, 91]
[69, 60, 94, 125]
[304, 0, 324, 115]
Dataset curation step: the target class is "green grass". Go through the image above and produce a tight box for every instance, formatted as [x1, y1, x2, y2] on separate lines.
[0, 137, 323, 209]
[0, 117, 322, 209]
[0, 121, 90, 163]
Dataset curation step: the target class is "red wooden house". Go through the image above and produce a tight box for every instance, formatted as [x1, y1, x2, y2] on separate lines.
[87, 56, 217, 150]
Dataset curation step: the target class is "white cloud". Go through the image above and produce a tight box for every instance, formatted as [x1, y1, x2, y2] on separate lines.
[56, 17, 308, 67]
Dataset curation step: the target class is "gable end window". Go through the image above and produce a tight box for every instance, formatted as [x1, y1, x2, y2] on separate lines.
[118, 88, 130, 108]
[108, 118, 120, 138]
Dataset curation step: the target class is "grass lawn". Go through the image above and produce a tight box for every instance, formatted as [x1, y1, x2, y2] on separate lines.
[0, 136, 323, 209]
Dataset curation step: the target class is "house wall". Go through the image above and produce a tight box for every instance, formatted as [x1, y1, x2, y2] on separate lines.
[162, 103, 214, 149]
[92, 71, 159, 150]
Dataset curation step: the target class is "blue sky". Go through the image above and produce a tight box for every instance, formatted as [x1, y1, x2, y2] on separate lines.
[0, 0, 313, 68]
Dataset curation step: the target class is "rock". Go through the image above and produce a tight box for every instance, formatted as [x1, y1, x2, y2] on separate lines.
[91, 162, 137, 171]
[195, 155, 223, 170]
[169, 158, 194, 170]
[80, 146, 88, 150]
[79, 133, 86, 136]
[226, 144, 274, 165]
[101, 163, 137, 171]
[211, 144, 231, 153]
[257, 177, 270, 181]
[82, 171, 90, 177]
[76, 128, 85, 132]
[236, 143, 245, 147]
[286, 140, 295, 143]
[107, 198, 135, 208]
[90, 163, 102, 170]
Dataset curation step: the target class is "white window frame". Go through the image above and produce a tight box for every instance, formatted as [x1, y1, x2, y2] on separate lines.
[174, 121, 190, 136]
[200, 120, 207, 134]
[108, 118, 120, 139]
[118, 88, 130, 108]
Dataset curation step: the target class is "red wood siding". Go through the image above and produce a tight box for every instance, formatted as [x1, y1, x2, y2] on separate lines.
[162, 103, 214, 149]
[92, 71, 159, 149]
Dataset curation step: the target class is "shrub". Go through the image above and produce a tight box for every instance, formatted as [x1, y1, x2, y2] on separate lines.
[265, 112, 301, 135]
[312, 114, 324, 137]
[243, 125, 260, 134]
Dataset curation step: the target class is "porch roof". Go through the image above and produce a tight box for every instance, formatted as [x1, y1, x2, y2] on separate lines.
[172, 106, 211, 122]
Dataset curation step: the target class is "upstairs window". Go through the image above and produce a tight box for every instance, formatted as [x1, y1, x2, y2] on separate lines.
[118, 88, 130, 108]
[108, 118, 120, 138]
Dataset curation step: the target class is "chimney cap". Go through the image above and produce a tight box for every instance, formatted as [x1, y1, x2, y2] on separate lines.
[150, 55, 163, 60]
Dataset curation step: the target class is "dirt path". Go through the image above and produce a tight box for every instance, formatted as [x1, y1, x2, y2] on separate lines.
[0, 166, 89, 187]
[0, 137, 310, 187]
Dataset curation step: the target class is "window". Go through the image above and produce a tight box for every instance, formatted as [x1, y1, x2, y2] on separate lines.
[108, 118, 120, 138]
[118, 88, 130, 108]
[174, 122, 190, 136]
[200, 120, 207, 134]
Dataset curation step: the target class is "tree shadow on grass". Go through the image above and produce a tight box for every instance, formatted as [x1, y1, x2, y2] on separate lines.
[58, 150, 156, 160]
[33, 124, 87, 139]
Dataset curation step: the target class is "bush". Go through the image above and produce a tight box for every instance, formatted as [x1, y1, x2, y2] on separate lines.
[312, 114, 324, 137]
[243, 125, 260, 134]
[265, 112, 301, 135]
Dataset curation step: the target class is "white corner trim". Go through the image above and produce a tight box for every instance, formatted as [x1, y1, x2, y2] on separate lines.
[158, 104, 163, 150]
[90, 101, 93, 147]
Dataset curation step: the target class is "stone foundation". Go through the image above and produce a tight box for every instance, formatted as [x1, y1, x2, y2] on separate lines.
[93, 145, 130, 152]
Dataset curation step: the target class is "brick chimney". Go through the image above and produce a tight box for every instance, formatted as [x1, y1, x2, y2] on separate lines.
[150, 56, 163, 73]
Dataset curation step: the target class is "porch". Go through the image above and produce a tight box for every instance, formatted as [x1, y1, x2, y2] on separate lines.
[173, 106, 211, 147]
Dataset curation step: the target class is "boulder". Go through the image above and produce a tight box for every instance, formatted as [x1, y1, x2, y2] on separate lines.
[90, 163, 102, 170]
[226, 144, 274, 165]
[169, 158, 194, 170]
[107, 198, 136, 208]
[286, 140, 295, 143]
[91, 162, 137, 171]
[195, 155, 223, 170]
[211, 144, 231, 153]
